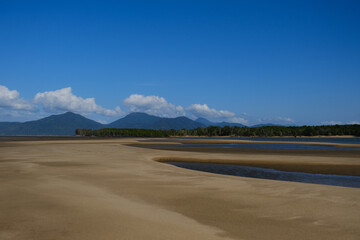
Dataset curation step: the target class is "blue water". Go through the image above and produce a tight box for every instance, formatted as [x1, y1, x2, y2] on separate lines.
[166, 162, 360, 188]
[172, 137, 360, 144]
[139, 143, 360, 151]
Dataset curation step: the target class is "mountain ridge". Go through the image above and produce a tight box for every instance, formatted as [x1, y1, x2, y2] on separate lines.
[195, 117, 246, 127]
[0, 112, 103, 136]
[0, 112, 293, 136]
[0, 112, 207, 135]
[107, 112, 205, 130]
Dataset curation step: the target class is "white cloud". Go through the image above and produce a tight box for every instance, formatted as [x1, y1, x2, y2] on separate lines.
[95, 119, 109, 124]
[259, 117, 295, 123]
[186, 103, 249, 124]
[123, 94, 185, 117]
[259, 116, 295, 124]
[34, 87, 123, 116]
[321, 121, 342, 125]
[186, 104, 235, 119]
[0, 85, 36, 111]
[277, 117, 294, 123]
[323, 120, 360, 125]
[229, 117, 248, 125]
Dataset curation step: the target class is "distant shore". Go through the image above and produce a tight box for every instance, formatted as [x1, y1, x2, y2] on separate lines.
[1, 134, 359, 141]
[170, 135, 360, 138]
[133, 137, 360, 148]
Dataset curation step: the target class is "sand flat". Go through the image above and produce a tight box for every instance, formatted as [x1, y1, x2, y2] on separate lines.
[0, 138, 360, 240]
[135, 138, 360, 148]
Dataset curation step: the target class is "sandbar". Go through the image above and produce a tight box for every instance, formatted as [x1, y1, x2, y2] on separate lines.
[0, 138, 359, 240]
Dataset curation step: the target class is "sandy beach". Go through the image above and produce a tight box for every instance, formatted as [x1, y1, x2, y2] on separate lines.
[1, 138, 360, 240]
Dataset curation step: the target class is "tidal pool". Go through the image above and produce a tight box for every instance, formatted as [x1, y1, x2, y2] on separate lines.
[166, 162, 360, 188]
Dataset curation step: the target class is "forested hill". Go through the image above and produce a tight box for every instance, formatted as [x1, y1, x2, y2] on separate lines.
[195, 117, 246, 127]
[108, 112, 205, 129]
[76, 124, 360, 137]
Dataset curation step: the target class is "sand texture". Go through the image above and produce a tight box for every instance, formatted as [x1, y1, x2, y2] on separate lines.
[0, 138, 360, 240]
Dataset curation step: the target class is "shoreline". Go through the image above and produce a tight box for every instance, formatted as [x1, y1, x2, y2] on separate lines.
[170, 135, 360, 139]
[133, 139, 360, 148]
[132, 137, 360, 149]
[141, 146, 360, 157]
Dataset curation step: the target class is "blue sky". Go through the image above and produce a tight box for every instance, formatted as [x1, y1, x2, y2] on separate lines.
[1, 0, 359, 125]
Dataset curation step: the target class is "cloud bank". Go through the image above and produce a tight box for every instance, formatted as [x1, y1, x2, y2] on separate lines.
[1, 85, 279, 125]
[34, 87, 123, 116]
[123, 94, 185, 118]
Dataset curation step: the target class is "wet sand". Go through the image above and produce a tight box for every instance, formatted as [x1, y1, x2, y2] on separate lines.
[137, 138, 360, 148]
[1, 138, 360, 240]
[146, 147, 360, 176]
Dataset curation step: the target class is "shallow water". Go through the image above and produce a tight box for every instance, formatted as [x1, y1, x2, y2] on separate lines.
[166, 162, 360, 188]
[141, 143, 360, 151]
[173, 137, 360, 144]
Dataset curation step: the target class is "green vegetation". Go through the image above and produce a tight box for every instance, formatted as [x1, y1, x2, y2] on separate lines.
[76, 124, 360, 137]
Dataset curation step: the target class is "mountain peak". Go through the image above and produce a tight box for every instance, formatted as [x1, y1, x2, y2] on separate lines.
[46, 111, 88, 120]
[63, 111, 77, 115]
[126, 112, 152, 117]
[108, 112, 204, 130]
[0, 112, 102, 136]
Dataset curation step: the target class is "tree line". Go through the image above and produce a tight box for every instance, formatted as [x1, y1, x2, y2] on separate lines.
[76, 124, 360, 137]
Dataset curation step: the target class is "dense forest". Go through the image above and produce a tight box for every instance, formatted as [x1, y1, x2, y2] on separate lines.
[76, 124, 360, 137]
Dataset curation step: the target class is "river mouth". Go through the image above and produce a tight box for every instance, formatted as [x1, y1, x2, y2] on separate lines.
[165, 162, 360, 188]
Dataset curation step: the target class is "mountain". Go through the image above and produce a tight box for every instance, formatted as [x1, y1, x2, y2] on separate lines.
[147, 116, 205, 130]
[216, 121, 247, 127]
[195, 117, 214, 126]
[0, 112, 206, 136]
[107, 112, 205, 130]
[195, 117, 246, 127]
[0, 112, 103, 136]
[0, 122, 21, 131]
[107, 112, 161, 129]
